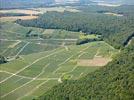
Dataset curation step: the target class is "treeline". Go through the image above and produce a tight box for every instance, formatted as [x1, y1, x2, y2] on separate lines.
[123, 32, 134, 46]
[0, 55, 7, 64]
[16, 5, 134, 49]
[76, 35, 102, 45]
[37, 43, 134, 100]
[0, 13, 30, 17]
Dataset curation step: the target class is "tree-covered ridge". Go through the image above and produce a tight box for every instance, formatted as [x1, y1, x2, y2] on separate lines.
[37, 43, 134, 100]
[17, 5, 134, 49]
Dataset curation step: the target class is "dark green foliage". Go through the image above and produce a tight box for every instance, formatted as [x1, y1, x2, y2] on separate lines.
[76, 37, 102, 45]
[0, 13, 30, 17]
[76, 38, 101, 45]
[123, 32, 134, 46]
[25, 29, 32, 37]
[37, 44, 134, 100]
[17, 5, 134, 49]
[0, 55, 7, 64]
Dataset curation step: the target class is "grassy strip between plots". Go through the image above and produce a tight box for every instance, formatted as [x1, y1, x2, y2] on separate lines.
[0, 41, 118, 100]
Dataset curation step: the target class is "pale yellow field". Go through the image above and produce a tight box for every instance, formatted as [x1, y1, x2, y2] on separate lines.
[42, 29, 55, 34]
[104, 12, 123, 16]
[30, 6, 80, 13]
[77, 57, 112, 67]
[0, 16, 38, 20]
[97, 3, 121, 7]
[0, 7, 80, 20]
[0, 9, 41, 15]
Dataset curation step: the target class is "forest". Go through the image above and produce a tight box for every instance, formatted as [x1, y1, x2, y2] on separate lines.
[17, 5, 134, 49]
[0, 13, 30, 17]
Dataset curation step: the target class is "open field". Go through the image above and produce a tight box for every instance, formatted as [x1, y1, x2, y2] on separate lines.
[0, 22, 79, 40]
[0, 21, 81, 56]
[0, 9, 40, 20]
[97, 3, 121, 7]
[29, 6, 80, 13]
[77, 57, 111, 67]
[0, 18, 119, 100]
[104, 12, 123, 16]
[0, 7, 80, 14]
[0, 41, 118, 100]
[0, 6, 80, 20]
[0, 16, 38, 20]
[0, 9, 41, 15]
[0, 21, 80, 57]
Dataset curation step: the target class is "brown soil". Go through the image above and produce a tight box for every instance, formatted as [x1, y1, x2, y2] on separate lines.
[0, 16, 38, 20]
[77, 57, 112, 67]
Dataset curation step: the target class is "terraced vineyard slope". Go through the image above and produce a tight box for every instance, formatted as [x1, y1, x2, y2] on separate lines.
[0, 41, 118, 100]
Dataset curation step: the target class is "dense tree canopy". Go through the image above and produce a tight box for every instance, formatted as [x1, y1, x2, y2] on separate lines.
[0, 55, 7, 64]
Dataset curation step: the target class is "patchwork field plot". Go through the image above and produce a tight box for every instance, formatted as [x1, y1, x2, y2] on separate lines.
[0, 41, 118, 100]
[0, 6, 80, 20]
[0, 22, 80, 57]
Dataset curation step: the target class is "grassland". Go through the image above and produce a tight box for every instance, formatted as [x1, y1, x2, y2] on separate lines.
[0, 41, 118, 100]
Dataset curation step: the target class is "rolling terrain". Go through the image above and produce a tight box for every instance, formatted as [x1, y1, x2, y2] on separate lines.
[0, 41, 117, 100]
[0, 19, 118, 100]
[0, 2, 133, 100]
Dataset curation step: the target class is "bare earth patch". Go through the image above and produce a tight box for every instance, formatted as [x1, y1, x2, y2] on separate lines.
[0, 16, 38, 20]
[104, 12, 123, 17]
[77, 57, 112, 67]
[0, 9, 41, 15]
[97, 3, 121, 7]
[42, 29, 55, 34]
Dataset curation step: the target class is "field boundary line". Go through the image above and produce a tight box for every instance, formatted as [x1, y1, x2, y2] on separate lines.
[60, 45, 91, 78]
[0, 71, 58, 81]
[52, 55, 74, 74]
[17, 45, 91, 99]
[14, 77, 23, 83]
[17, 80, 49, 100]
[94, 48, 101, 57]
[1, 64, 51, 98]
[1, 48, 9, 55]
[0, 49, 63, 84]
[0, 70, 33, 80]
[15, 42, 30, 57]
[53, 45, 90, 74]
[77, 72, 84, 80]
[0, 40, 21, 57]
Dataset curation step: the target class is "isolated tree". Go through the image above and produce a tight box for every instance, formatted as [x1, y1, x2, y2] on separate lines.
[0, 55, 7, 64]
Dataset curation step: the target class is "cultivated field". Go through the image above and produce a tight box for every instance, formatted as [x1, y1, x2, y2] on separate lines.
[0, 18, 119, 100]
[0, 21, 79, 57]
[29, 6, 80, 13]
[0, 6, 80, 20]
[97, 3, 121, 7]
[0, 41, 118, 100]
[104, 12, 123, 16]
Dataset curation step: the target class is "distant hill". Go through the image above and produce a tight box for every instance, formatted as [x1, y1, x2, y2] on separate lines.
[0, 0, 55, 9]
[92, 0, 134, 5]
[0, 0, 94, 9]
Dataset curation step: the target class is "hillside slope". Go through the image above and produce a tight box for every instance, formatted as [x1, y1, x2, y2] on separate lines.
[0, 0, 55, 9]
[17, 5, 134, 49]
[38, 43, 134, 100]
